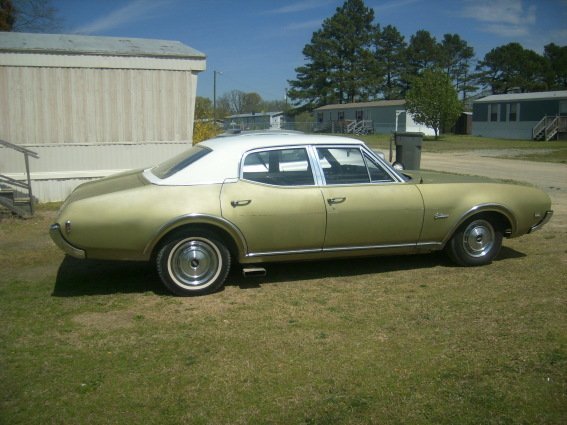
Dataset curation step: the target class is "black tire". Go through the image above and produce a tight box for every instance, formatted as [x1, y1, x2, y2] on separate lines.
[156, 230, 231, 296]
[446, 217, 503, 266]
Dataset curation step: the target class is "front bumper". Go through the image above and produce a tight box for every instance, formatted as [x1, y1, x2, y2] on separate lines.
[49, 224, 86, 259]
[529, 210, 553, 233]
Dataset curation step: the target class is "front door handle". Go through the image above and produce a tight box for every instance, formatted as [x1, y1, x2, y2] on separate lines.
[327, 197, 346, 205]
[231, 199, 252, 208]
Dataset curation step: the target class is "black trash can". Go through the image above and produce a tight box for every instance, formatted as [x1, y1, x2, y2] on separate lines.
[394, 132, 423, 170]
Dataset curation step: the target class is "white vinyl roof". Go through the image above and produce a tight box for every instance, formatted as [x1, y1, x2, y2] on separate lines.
[144, 133, 366, 186]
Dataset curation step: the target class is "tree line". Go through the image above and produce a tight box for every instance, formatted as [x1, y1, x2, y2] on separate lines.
[287, 0, 567, 110]
[196, 91, 289, 118]
[1, 0, 61, 33]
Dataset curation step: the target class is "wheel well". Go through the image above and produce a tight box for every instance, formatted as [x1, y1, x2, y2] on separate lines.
[464, 211, 513, 236]
[151, 223, 241, 263]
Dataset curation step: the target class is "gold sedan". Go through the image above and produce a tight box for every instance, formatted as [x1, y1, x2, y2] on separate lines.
[50, 133, 553, 296]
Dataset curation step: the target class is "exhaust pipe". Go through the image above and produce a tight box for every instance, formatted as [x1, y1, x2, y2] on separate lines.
[242, 267, 267, 277]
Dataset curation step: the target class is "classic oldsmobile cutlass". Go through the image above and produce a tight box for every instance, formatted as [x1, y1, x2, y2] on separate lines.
[50, 133, 553, 295]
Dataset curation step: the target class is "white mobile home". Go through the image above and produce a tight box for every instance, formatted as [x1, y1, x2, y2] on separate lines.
[0, 32, 206, 202]
[472, 91, 567, 140]
[314, 100, 435, 136]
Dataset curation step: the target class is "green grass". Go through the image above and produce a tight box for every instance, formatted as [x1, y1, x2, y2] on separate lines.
[1, 204, 566, 424]
[357, 134, 567, 163]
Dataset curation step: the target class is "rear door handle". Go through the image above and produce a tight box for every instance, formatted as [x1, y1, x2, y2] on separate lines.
[327, 197, 346, 205]
[231, 199, 252, 207]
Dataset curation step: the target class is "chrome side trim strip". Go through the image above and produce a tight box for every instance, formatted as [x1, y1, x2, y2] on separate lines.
[246, 241, 443, 258]
[247, 248, 322, 258]
[323, 242, 417, 252]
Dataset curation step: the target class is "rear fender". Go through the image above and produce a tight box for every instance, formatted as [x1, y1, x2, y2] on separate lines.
[143, 214, 248, 261]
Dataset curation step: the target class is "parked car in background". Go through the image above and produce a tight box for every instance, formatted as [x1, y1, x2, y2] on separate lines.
[50, 133, 553, 296]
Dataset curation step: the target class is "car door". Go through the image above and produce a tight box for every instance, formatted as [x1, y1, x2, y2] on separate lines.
[220, 146, 326, 255]
[316, 146, 424, 250]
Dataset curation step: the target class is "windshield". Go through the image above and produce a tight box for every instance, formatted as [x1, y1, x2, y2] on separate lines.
[151, 145, 211, 179]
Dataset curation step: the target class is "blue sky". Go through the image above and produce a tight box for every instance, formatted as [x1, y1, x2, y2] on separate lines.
[53, 0, 567, 101]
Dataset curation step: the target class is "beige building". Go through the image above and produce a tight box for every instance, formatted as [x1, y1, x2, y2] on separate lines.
[0, 32, 206, 202]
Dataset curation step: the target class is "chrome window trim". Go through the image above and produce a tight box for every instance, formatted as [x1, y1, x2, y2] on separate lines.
[237, 143, 405, 188]
[312, 144, 405, 186]
[360, 145, 405, 183]
[238, 145, 318, 188]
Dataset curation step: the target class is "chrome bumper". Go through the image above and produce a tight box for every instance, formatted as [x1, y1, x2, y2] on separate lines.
[529, 210, 553, 233]
[49, 224, 86, 259]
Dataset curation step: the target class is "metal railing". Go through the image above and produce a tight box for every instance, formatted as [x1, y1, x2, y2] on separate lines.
[0, 139, 39, 217]
[533, 115, 567, 141]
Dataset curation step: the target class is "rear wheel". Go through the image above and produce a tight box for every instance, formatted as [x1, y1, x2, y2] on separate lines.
[156, 231, 231, 296]
[446, 217, 502, 266]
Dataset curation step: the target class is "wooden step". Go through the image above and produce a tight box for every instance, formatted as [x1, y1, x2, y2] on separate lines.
[0, 196, 32, 218]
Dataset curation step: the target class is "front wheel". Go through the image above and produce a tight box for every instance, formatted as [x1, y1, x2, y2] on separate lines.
[156, 231, 231, 296]
[446, 218, 502, 266]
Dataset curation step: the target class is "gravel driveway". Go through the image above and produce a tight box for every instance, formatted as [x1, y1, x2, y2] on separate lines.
[420, 151, 567, 230]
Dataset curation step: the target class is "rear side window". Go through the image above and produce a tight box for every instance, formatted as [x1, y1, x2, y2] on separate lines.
[151, 146, 211, 179]
[242, 148, 314, 186]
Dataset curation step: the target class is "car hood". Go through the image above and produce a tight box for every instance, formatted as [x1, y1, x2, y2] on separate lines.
[402, 170, 515, 185]
[66, 169, 149, 203]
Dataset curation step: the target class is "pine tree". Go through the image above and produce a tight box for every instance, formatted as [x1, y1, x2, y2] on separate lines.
[288, 0, 379, 108]
[374, 24, 407, 100]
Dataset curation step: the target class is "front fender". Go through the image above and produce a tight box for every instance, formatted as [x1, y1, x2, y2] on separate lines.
[440, 203, 516, 246]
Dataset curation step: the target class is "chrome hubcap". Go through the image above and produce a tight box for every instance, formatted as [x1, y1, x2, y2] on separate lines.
[169, 238, 221, 288]
[463, 220, 495, 258]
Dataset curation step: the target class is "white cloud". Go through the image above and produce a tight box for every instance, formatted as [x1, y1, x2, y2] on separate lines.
[461, 0, 537, 36]
[284, 19, 324, 31]
[372, 0, 421, 14]
[72, 0, 174, 34]
[265, 0, 333, 15]
[478, 24, 529, 38]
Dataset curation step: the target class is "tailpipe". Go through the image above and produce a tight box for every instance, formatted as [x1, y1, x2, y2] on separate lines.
[242, 267, 267, 277]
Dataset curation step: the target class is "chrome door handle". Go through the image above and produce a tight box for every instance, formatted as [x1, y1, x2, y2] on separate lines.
[327, 197, 346, 205]
[231, 199, 252, 207]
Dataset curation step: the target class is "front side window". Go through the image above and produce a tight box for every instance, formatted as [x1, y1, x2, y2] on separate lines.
[317, 147, 370, 185]
[364, 153, 395, 182]
[242, 148, 314, 186]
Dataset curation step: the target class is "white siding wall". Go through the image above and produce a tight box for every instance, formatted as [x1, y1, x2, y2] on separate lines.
[1, 142, 191, 202]
[0, 66, 198, 144]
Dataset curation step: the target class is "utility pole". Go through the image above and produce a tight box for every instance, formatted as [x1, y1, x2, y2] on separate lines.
[213, 70, 222, 121]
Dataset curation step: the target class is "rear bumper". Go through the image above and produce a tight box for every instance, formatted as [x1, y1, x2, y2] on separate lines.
[49, 224, 86, 259]
[529, 210, 553, 233]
